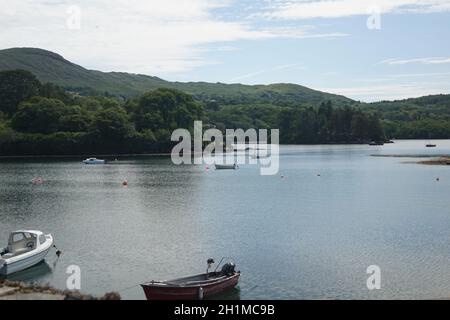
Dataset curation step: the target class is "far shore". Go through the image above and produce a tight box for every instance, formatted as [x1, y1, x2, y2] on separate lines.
[418, 157, 450, 165]
[372, 154, 450, 166]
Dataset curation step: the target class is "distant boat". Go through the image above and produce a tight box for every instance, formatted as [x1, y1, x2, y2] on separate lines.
[141, 258, 240, 300]
[83, 158, 105, 165]
[369, 141, 384, 146]
[250, 149, 271, 159]
[426, 136, 436, 147]
[0, 230, 53, 276]
[215, 164, 237, 170]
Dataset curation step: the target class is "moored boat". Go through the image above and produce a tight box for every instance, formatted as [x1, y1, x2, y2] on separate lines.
[250, 149, 271, 159]
[369, 141, 384, 146]
[83, 158, 105, 164]
[215, 164, 237, 170]
[0, 230, 53, 276]
[141, 258, 240, 300]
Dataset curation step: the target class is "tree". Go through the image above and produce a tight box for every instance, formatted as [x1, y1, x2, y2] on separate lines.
[135, 88, 204, 131]
[39, 82, 72, 103]
[0, 70, 41, 116]
[58, 105, 91, 132]
[350, 112, 369, 141]
[11, 97, 65, 134]
[367, 115, 385, 141]
[92, 107, 132, 140]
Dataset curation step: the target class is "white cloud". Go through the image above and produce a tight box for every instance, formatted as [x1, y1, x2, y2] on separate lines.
[229, 63, 303, 82]
[381, 57, 450, 65]
[264, 0, 450, 20]
[0, 0, 351, 76]
[0, 1, 258, 75]
[320, 82, 450, 101]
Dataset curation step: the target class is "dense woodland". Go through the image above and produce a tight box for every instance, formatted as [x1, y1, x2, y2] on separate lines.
[2, 69, 443, 156]
[365, 95, 450, 139]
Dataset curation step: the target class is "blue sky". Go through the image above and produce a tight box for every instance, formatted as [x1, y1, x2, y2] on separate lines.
[1, 0, 450, 101]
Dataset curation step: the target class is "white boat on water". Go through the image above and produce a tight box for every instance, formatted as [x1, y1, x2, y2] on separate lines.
[83, 158, 106, 165]
[215, 164, 237, 170]
[0, 230, 53, 276]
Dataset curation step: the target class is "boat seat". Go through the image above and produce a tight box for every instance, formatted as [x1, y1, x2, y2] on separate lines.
[2, 248, 32, 259]
[13, 248, 32, 255]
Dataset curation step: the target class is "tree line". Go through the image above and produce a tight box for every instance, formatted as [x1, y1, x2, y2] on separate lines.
[0, 70, 386, 156]
[362, 96, 450, 139]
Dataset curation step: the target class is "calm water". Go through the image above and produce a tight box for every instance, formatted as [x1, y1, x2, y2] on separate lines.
[1, 140, 450, 300]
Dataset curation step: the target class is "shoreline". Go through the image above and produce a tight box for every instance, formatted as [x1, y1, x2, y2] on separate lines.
[417, 157, 450, 165]
[0, 279, 120, 300]
[371, 154, 450, 165]
[0, 139, 446, 159]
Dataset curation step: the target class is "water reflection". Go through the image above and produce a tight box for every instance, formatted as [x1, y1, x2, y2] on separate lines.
[210, 287, 241, 300]
[1, 142, 450, 299]
[2, 261, 52, 282]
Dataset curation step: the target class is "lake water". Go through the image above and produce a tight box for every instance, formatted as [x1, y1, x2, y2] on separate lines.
[1, 140, 450, 300]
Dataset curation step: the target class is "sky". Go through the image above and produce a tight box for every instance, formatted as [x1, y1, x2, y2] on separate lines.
[1, 0, 450, 102]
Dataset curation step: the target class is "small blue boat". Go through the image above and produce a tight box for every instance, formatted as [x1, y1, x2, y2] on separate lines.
[83, 158, 106, 165]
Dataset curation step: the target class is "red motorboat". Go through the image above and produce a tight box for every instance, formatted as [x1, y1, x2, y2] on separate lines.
[141, 258, 240, 300]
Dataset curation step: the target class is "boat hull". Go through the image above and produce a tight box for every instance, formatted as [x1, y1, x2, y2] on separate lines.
[83, 160, 105, 165]
[215, 164, 236, 170]
[0, 235, 53, 276]
[0, 247, 51, 276]
[141, 273, 240, 300]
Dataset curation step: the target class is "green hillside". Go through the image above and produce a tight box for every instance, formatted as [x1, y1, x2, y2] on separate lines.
[0, 47, 352, 105]
[0, 69, 384, 156]
[362, 95, 450, 138]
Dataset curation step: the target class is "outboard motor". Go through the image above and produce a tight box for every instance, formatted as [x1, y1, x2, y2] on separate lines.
[206, 258, 215, 274]
[221, 262, 236, 276]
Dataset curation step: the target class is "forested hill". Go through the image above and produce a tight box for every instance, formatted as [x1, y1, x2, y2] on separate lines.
[0, 70, 384, 156]
[362, 94, 450, 139]
[1, 47, 449, 155]
[0, 47, 352, 106]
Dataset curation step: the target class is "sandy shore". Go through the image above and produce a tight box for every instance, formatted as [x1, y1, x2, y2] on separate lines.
[417, 157, 450, 166]
[372, 154, 450, 166]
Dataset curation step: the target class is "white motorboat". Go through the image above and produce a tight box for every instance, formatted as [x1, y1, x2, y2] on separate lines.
[0, 230, 53, 276]
[83, 157, 106, 165]
[215, 164, 237, 170]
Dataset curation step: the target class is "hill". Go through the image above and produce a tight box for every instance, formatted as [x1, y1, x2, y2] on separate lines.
[361, 94, 450, 138]
[0, 47, 352, 105]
